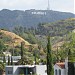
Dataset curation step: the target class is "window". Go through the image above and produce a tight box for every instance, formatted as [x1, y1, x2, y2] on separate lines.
[55, 69, 57, 75]
[59, 69, 61, 75]
[8, 71, 12, 74]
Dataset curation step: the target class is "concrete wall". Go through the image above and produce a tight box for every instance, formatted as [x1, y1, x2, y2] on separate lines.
[65, 58, 68, 75]
[36, 65, 47, 75]
[5, 66, 13, 75]
[13, 66, 19, 75]
[5, 65, 47, 75]
[61, 69, 66, 75]
[6, 66, 19, 75]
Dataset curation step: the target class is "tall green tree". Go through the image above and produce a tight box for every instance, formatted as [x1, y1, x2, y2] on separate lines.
[17, 42, 33, 65]
[0, 40, 6, 53]
[33, 51, 36, 65]
[20, 42, 25, 65]
[21, 42, 24, 59]
[8, 55, 10, 65]
[11, 56, 13, 65]
[47, 36, 53, 75]
[3, 55, 6, 64]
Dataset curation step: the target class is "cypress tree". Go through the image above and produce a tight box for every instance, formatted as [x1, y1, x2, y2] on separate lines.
[21, 42, 25, 64]
[68, 48, 71, 61]
[56, 47, 59, 62]
[8, 55, 10, 65]
[21, 42, 24, 59]
[3, 55, 6, 64]
[33, 51, 36, 65]
[47, 36, 53, 75]
[11, 56, 13, 65]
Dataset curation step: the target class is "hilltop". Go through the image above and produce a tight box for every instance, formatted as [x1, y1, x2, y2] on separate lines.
[0, 9, 74, 30]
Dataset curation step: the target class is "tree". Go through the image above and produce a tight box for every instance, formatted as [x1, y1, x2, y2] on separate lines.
[3, 55, 6, 64]
[0, 40, 6, 53]
[33, 51, 36, 65]
[0, 62, 5, 75]
[11, 56, 13, 65]
[8, 55, 10, 65]
[16, 42, 33, 65]
[68, 49, 72, 61]
[47, 36, 53, 75]
[21, 42, 24, 60]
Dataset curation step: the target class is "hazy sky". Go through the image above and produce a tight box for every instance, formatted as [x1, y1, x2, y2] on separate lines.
[0, 0, 74, 13]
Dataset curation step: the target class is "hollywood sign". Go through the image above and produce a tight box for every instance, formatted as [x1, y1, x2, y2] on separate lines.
[32, 12, 46, 15]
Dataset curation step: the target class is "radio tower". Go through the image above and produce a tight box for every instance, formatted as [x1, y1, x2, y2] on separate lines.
[47, 0, 50, 10]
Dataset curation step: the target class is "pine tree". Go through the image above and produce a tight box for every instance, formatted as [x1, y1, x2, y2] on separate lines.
[47, 36, 53, 75]
[8, 55, 10, 65]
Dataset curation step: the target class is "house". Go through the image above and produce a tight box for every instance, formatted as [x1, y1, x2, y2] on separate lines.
[5, 65, 47, 75]
[0, 56, 21, 64]
[54, 62, 66, 75]
[5, 65, 36, 75]
[54, 59, 75, 75]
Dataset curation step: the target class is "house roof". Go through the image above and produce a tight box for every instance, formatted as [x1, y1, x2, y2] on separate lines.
[56, 62, 65, 69]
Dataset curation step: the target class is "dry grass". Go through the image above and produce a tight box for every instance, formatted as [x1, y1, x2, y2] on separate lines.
[0, 29, 31, 47]
[52, 41, 65, 50]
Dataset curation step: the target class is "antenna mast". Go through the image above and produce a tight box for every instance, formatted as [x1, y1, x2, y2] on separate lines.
[47, 0, 50, 10]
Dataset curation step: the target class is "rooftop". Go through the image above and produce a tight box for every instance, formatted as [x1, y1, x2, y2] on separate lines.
[56, 62, 65, 69]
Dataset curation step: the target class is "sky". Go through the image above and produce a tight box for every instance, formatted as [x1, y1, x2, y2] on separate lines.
[0, 0, 74, 13]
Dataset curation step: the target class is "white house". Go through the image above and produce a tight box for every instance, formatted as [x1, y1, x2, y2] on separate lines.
[0, 56, 21, 63]
[5, 65, 47, 75]
[54, 60, 75, 75]
[54, 62, 66, 75]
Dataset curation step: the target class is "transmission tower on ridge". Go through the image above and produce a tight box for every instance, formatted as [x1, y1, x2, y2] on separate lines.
[47, 0, 50, 10]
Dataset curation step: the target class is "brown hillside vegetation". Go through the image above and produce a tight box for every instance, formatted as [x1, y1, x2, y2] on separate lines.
[0, 29, 31, 47]
[52, 41, 65, 50]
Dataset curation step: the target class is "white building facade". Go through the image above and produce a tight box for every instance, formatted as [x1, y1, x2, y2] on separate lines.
[5, 65, 47, 75]
[54, 63, 66, 75]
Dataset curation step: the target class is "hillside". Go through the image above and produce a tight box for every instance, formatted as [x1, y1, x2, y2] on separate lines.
[11, 18, 75, 50]
[0, 29, 46, 62]
[0, 9, 74, 30]
[37, 18, 75, 36]
[0, 29, 31, 47]
[0, 18, 75, 63]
